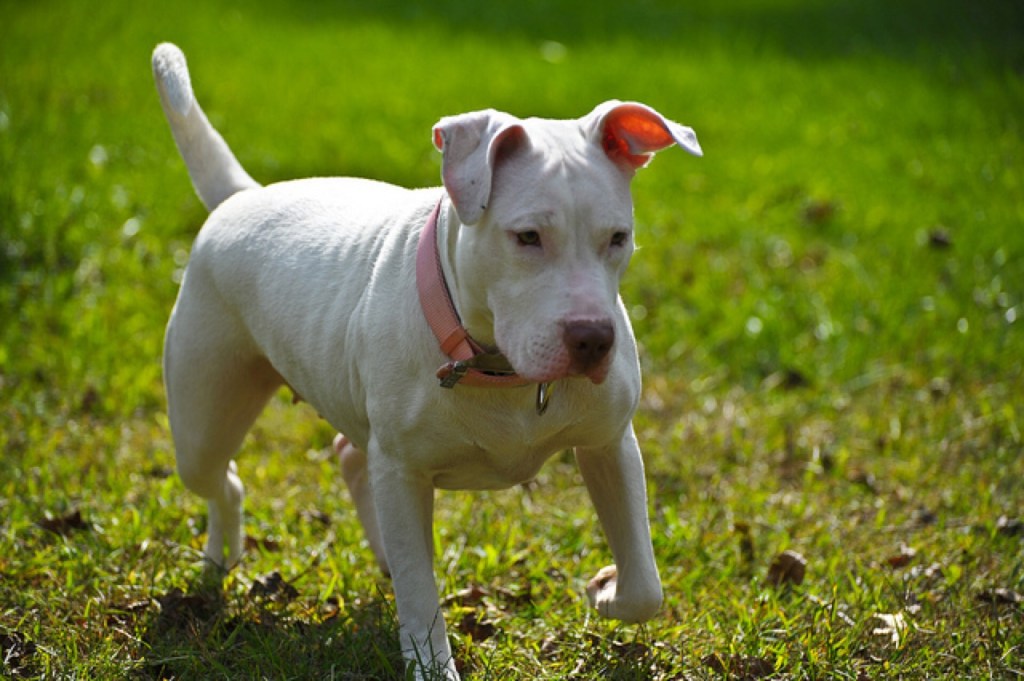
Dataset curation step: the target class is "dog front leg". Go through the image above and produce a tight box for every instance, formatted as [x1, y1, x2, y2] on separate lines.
[575, 426, 662, 623]
[368, 449, 458, 680]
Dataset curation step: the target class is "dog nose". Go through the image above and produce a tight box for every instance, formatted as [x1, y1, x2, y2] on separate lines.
[563, 320, 615, 373]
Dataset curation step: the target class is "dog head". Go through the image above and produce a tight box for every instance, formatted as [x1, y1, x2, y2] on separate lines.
[433, 101, 701, 384]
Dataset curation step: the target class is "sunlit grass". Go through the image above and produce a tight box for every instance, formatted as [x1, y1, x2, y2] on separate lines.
[2, 0, 1022, 678]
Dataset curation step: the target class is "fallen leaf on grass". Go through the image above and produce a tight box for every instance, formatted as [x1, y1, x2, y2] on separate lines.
[977, 588, 1022, 606]
[850, 470, 879, 494]
[702, 652, 775, 678]
[871, 612, 909, 646]
[802, 198, 839, 226]
[244, 534, 282, 553]
[761, 368, 811, 391]
[444, 581, 533, 611]
[539, 636, 561, 658]
[913, 507, 938, 526]
[320, 595, 342, 622]
[151, 587, 224, 636]
[0, 630, 37, 678]
[444, 583, 489, 607]
[927, 226, 952, 249]
[300, 509, 332, 526]
[494, 583, 532, 608]
[457, 611, 497, 642]
[105, 599, 152, 627]
[609, 639, 649, 662]
[995, 515, 1023, 537]
[36, 509, 90, 535]
[156, 588, 221, 620]
[885, 543, 917, 569]
[78, 384, 101, 414]
[927, 377, 951, 398]
[249, 571, 299, 603]
[145, 464, 174, 479]
[766, 550, 807, 586]
[733, 522, 756, 566]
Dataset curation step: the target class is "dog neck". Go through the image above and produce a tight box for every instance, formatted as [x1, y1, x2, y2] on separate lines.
[416, 198, 532, 390]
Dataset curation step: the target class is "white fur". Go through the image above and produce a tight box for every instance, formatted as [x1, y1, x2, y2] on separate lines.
[153, 42, 700, 680]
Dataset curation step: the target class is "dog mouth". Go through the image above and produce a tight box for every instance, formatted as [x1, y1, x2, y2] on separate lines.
[496, 319, 615, 385]
[580, 361, 611, 384]
[510, 350, 612, 385]
[520, 362, 610, 386]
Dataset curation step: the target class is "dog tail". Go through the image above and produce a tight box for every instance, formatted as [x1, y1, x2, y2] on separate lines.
[152, 43, 259, 211]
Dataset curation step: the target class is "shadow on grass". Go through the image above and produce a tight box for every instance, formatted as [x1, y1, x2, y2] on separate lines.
[137, 569, 405, 680]
[266, 0, 1022, 65]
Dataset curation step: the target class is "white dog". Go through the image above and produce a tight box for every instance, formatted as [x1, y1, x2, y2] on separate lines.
[153, 42, 701, 679]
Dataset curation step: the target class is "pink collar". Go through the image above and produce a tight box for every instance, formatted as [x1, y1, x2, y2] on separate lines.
[416, 199, 533, 389]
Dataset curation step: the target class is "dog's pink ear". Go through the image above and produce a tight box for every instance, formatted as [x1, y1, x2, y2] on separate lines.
[433, 110, 526, 226]
[591, 101, 702, 172]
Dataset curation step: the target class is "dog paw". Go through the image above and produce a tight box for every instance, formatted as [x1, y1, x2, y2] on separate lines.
[586, 565, 619, 617]
[586, 564, 662, 622]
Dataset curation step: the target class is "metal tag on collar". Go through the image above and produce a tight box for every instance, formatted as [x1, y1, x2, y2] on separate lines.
[438, 361, 468, 388]
[536, 382, 554, 415]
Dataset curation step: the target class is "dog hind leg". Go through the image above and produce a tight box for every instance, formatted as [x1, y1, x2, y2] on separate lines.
[335, 434, 390, 575]
[164, 301, 283, 568]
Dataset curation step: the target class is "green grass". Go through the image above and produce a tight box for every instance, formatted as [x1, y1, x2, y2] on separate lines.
[2, 0, 1022, 678]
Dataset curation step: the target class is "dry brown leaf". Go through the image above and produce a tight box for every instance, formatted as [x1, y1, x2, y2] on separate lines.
[36, 509, 90, 535]
[977, 588, 1023, 606]
[249, 571, 298, 602]
[457, 611, 497, 642]
[156, 587, 221, 624]
[0, 630, 37, 677]
[734, 522, 756, 566]
[610, 639, 649, 662]
[995, 515, 1024, 537]
[443, 583, 489, 607]
[850, 470, 879, 494]
[803, 198, 839, 226]
[702, 652, 775, 678]
[105, 599, 152, 628]
[766, 549, 807, 586]
[320, 596, 342, 622]
[244, 534, 282, 553]
[885, 543, 917, 569]
[927, 226, 952, 249]
[495, 583, 533, 607]
[301, 509, 332, 526]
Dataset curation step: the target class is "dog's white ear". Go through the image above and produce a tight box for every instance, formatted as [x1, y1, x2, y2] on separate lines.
[433, 110, 527, 226]
[590, 100, 702, 172]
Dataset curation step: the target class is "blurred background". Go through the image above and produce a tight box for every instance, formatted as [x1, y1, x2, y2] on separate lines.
[2, 0, 1021, 414]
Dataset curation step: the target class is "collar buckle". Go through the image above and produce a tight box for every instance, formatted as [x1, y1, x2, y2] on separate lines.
[418, 198, 552, 410]
[438, 361, 469, 388]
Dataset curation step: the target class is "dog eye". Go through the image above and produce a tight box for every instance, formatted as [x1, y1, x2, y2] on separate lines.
[516, 230, 542, 248]
[610, 231, 630, 248]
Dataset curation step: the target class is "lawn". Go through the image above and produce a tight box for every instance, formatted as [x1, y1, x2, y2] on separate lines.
[1, 0, 1022, 678]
